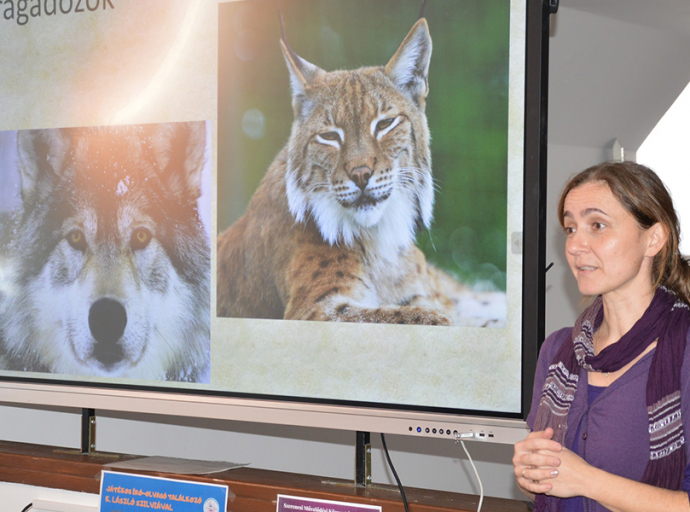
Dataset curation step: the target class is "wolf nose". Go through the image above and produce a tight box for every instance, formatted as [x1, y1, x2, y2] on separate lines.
[350, 166, 372, 190]
[89, 298, 127, 367]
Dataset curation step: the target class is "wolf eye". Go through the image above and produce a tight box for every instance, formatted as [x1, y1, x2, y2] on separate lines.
[67, 229, 87, 251]
[376, 118, 396, 133]
[131, 227, 152, 250]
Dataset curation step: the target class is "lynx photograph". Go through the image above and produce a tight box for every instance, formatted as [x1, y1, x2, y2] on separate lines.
[217, 0, 510, 328]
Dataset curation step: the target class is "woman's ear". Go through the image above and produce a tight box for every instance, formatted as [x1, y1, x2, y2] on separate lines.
[646, 222, 669, 258]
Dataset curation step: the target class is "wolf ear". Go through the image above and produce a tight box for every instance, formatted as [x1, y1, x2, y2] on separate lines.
[16, 129, 68, 204]
[280, 39, 325, 120]
[153, 122, 206, 201]
[385, 18, 432, 108]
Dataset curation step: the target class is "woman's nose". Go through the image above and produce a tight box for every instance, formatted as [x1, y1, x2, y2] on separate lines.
[566, 230, 587, 254]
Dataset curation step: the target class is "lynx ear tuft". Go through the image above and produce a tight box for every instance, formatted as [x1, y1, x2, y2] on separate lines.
[385, 18, 432, 108]
[280, 39, 325, 120]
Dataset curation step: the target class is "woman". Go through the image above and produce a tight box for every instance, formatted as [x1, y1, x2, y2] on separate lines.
[513, 161, 690, 512]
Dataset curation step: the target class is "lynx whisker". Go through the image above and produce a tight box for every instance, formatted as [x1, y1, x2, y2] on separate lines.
[407, 168, 440, 190]
[397, 166, 429, 181]
[396, 167, 438, 192]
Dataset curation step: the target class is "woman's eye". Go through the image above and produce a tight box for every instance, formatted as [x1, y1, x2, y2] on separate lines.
[67, 229, 87, 251]
[563, 226, 575, 235]
[131, 227, 152, 250]
[592, 222, 605, 231]
[376, 118, 395, 133]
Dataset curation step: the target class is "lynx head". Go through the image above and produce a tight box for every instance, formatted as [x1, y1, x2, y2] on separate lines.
[282, 19, 434, 255]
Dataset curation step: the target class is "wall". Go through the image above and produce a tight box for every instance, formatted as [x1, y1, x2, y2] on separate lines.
[2, 5, 690, 506]
[544, 4, 690, 334]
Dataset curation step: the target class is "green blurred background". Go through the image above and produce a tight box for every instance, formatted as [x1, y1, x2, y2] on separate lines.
[218, 0, 509, 291]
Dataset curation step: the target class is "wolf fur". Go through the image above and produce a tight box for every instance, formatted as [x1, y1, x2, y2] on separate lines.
[0, 122, 210, 381]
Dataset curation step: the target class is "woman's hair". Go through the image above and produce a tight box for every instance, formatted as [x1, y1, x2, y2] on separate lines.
[557, 161, 690, 304]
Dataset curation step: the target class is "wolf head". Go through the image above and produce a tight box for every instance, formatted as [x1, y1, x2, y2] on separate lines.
[2, 122, 210, 381]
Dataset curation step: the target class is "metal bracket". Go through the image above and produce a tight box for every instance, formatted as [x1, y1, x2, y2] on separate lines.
[81, 408, 96, 454]
[355, 431, 372, 487]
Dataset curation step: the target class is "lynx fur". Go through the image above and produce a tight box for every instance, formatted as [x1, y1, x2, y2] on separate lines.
[217, 19, 504, 327]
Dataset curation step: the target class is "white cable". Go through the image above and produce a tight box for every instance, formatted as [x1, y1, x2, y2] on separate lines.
[460, 440, 484, 512]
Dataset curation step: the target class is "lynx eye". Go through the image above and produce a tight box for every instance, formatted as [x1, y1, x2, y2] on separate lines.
[318, 131, 341, 142]
[374, 116, 401, 138]
[67, 229, 87, 252]
[376, 118, 395, 132]
[130, 227, 152, 250]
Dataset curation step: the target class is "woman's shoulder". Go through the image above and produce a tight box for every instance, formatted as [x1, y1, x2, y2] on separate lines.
[526, 327, 576, 429]
[539, 327, 573, 361]
[531, 327, 573, 385]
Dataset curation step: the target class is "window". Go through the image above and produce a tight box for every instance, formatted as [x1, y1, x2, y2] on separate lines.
[637, 81, 690, 255]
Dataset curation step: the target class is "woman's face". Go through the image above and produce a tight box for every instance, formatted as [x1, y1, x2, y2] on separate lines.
[562, 182, 662, 299]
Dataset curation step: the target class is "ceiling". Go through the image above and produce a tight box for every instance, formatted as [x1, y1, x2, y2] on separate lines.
[547, 1, 690, 151]
[564, 0, 690, 36]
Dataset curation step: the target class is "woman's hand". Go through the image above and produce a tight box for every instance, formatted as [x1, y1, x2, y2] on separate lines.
[541, 446, 591, 498]
[513, 427, 563, 496]
[541, 447, 690, 512]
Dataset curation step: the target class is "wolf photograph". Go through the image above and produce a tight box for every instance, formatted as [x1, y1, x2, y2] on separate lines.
[217, 0, 509, 328]
[0, 122, 211, 382]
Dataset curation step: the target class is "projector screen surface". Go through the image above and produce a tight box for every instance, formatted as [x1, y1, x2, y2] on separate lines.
[0, 0, 543, 438]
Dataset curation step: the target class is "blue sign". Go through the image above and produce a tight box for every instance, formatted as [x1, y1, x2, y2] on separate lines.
[100, 470, 227, 512]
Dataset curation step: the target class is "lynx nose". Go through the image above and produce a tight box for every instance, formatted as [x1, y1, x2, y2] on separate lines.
[350, 166, 372, 190]
[89, 298, 127, 367]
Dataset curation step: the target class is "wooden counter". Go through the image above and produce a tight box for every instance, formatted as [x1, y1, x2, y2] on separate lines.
[0, 441, 531, 512]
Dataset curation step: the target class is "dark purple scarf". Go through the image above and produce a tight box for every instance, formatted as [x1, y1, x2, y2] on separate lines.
[533, 287, 689, 511]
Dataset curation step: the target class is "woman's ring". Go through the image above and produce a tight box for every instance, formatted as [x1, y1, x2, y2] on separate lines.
[521, 469, 526, 479]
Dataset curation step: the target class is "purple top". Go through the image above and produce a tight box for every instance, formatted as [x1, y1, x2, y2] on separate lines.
[526, 327, 690, 512]
[563, 385, 606, 512]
